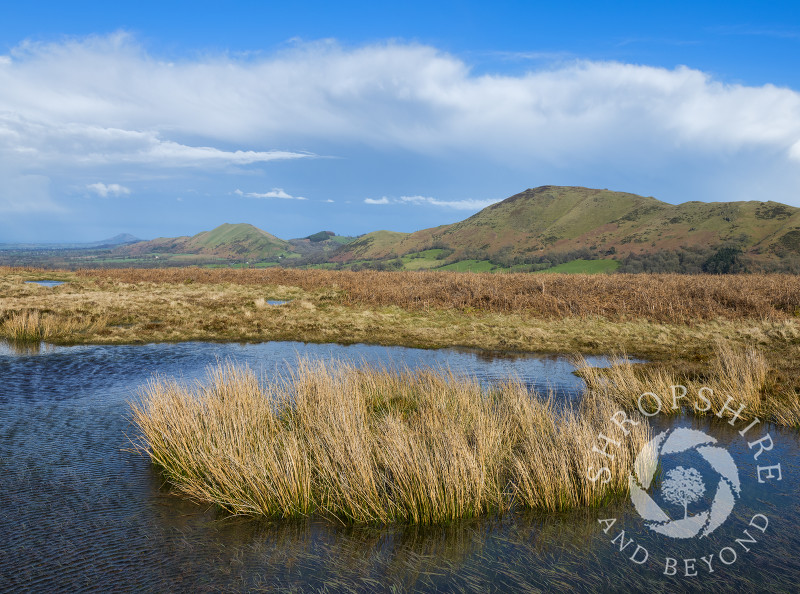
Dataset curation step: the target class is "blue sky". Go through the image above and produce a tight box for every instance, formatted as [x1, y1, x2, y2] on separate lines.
[1, 1, 799, 242]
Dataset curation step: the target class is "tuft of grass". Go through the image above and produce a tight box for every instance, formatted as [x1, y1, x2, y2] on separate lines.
[0, 309, 107, 343]
[130, 360, 651, 523]
[509, 392, 646, 510]
[578, 341, 800, 428]
[2, 310, 48, 342]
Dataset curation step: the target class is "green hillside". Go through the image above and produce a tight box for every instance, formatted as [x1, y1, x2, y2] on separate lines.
[185, 223, 288, 256]
[121, 223, 290, 261]
[332, 230, 411, 261]
[105, 186, 800, 272]
[332, 186, 800, 266]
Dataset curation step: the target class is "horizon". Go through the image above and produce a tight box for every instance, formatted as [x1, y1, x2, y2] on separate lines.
[2, 1, 799, 243]
[9, 183, 800, 245]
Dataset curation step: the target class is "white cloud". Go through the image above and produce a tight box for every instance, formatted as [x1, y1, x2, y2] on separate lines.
[0, 34, 799, 206]
[365, 195, 500, 210]
[234, 188, 307, 200]
[143, 142, 312, 166]
[0, 113, 313, 169]
[3, 35, 798, 158]
[790, 140, 800, 162]
[87, 182, 130, 197]
[398, 195, 501, 209]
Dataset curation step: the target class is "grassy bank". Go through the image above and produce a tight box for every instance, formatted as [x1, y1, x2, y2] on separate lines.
[3, 268, 800, 358]
[75, 267, 800, 322]
[3, 267, 800, 427]
[579, 342, 800, 428]
[5, 266, 799, 522]
[131, 360, 650, 523]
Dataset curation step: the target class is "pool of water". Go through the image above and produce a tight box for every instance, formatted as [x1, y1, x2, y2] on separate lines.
[23, 280, 65, 287]
[0, 341, 797, 592]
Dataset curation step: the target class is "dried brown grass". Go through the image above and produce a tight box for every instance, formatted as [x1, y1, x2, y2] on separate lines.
[75, 268, 800, 323]
[130, 361, 650, 523]
[578, 341, 800, 428]
[0, 309, 107, 343]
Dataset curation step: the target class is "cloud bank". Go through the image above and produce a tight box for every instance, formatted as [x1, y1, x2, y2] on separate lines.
[2, 34, 797, 158]
[1, 32, 799, 217]
[365, 195, 501, 209]
[235, 188, 307, 200]
[87, 182, 130, 197]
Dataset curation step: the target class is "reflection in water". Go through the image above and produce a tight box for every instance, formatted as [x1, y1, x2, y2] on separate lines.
[24, 280, 65, 287]
[0, 341, 797, 592]
[1, 340, 48, 355]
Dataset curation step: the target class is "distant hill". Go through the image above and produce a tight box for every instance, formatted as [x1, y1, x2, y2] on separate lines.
[92, 233, 142, 247]
[7, 186, 800, 272]
[120, 223, 289, 260]
[332, 230, 412, 261]
[331, 186, 800, 264]
[288, 231, 356, 260]
[0, 233, 141, 250]
[305, 231, 335, 242]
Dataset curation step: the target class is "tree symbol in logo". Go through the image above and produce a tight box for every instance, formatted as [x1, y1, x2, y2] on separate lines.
[629, 427, 740, 539]
[661, 466, 706, 520]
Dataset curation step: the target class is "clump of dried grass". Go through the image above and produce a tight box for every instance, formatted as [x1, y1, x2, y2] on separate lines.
[2, 310, 46, 342]
[510, 392, 648, 510]
[130, 360, 650, 523]
[578, 342, 800, 428]
[0, 309, 107, 343]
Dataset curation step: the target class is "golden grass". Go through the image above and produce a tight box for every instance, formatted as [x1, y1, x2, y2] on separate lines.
[130, 361, 650, 523]
[578, 342, 800, 428]
[4, 268, 799, 361]
[5, 267, 800, 429]
[0, 309, 107, 343]
[2, 310, 47, 342]
[76, 267, 800, 323]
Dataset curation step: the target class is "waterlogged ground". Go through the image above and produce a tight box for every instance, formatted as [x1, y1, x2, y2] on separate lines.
[0, 341, 798, 592]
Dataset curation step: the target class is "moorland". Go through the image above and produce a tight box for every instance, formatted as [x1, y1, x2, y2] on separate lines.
[5, 266, 799, 521]
[4, 184, 800, 523]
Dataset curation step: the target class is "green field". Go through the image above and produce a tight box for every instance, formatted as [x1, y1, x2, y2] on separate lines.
[538, 259, 619, 274]
[400, 249, 448, 270]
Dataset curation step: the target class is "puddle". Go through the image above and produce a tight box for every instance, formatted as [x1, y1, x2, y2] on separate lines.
[24, 280, 65, 287]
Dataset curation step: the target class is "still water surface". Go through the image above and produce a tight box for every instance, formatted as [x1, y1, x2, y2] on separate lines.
[0, 341, 797, 592]
[23, 280, 65, 287]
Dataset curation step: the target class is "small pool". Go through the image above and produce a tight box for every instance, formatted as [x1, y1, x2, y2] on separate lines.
[1, 341, 796, 591]
[24, 280, 65, 287]
[267, 299, 290, 305]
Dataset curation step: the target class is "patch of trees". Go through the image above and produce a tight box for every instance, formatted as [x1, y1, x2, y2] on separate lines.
[487, 247, 601, 270]
[350, 259, 403, 272]
[701, 247, 744, 274]
[618, 246, 729, 273]
[305, 231, 336, 242]
[616, 245, 800, 274]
